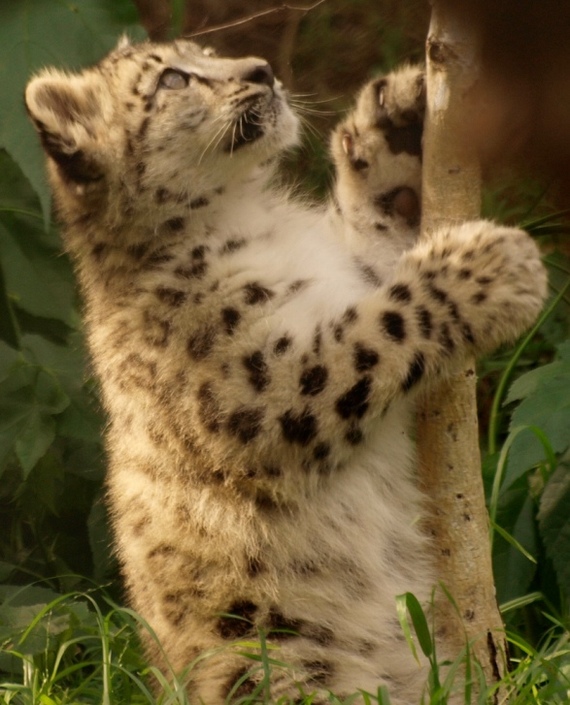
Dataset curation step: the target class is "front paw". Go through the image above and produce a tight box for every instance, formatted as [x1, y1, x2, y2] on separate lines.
[332, 65, 425, 170]
[410, 221, 548, 354]
[372, 64, 425, 154]
[330, 65, 425, 233]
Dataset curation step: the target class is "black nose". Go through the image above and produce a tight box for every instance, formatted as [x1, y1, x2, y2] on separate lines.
[242, 63, 274, 88]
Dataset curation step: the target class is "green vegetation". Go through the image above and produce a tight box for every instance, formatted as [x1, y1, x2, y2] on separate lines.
[0, 1, 569, 703]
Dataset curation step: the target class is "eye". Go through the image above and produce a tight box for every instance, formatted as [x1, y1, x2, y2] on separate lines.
[158, 68, 190, 90]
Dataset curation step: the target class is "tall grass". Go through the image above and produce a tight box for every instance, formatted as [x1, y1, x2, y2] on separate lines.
[1, 588, 569, 704]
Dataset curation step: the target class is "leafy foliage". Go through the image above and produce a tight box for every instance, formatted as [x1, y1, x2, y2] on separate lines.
[487, 337, 570, 619]
[0, 0, 143, 592]
[0, 587, 158, 704]
[0, 0, 144, 221]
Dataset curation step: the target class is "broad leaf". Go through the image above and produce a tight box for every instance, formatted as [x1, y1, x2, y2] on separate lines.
[0, 258, 20, 349]
[14, 408, 56, 474]
[0, 585, 96, 657]
[0, 362, 69, 476]
[0, 216, 77, 325]
[0, 149, 42, 215]
[493, 478, 537, 605]
[505, 340, 570, 404]
[504, 342, 570, 488]
[22, 333, 104, 441]
[22, 333, 87, 391]
[0, 0, 145, 221]
[0, 339, 22, 381]
[88, 496, 116, 582]
[538, 464, 570, 597]
[23, 453, 65, 516]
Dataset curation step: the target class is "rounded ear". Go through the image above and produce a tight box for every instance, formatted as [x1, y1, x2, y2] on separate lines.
[116, 34, 132, 51]
[25, 70, 104, 183]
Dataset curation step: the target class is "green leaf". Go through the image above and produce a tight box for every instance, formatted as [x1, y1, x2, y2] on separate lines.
[493, 479, 538, 604]
[0, 216, 78, 326]
[0, 363, 70, 476]
[57, 394, 103, 442]
[505, 362, 570, 406]
[491, 520, 537, 565]
[504, 425, 557, 491]
[376, 685, 392, 705]
[538, 464, 570, 597]
[487, 279, 570, 456]
[505, 341, 570, 404]
[39, 696, 58, 705]
[503, 343, 570, 487]
[0, 258, 21, 349]
[14, 408, 56, 474]
[0, 383, 34, 473]
[0, 339, 22, 381]
[25, 452, 65, 516]
[0, 0, 145, 221]
[499, 591, 544, 614]
[22, 333, 86, 391]
[0, 583, 62, 608]
[88, 497, 116, 583]
[0, 149, 43, 215]
[396, 592, 432, 663]
[404, 592, 432, 658]
[20, 333, 103, 441]
[0, 587, 97, 660]
[0, 561, 18, 582]
[31, 368, 71, 415]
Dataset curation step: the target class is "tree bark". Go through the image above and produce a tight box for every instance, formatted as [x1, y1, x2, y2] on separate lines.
[418, 3, 507, 697]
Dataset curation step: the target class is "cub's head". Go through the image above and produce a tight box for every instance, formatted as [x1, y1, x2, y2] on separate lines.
[25, 37, 299, 221]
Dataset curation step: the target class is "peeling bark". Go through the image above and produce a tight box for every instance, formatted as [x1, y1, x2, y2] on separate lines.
[418, 2, 507, 696]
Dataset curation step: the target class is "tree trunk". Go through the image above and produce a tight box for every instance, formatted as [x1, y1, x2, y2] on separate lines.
[418, 3, 508, 697]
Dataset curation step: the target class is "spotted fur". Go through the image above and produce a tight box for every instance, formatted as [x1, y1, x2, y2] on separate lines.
[26, 38, 547, 705]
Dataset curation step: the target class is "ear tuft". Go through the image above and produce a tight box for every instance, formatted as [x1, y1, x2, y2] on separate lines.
[116, 34, 132, 51]
[25, 71, 104, 183]
[25, 70, 101, 128]
[26, 71, 82, 129]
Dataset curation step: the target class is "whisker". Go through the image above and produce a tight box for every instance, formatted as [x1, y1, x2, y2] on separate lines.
[291, 105, 336, 118]
[230, 121, 237, 156]
[289, 100, 337, 117]
[290, 93, 342, 105]
[297, 114, 323, 143]
[198, 120, 231, 164]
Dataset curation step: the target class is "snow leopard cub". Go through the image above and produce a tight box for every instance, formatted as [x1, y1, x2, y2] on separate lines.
[25, 37, 546, 705]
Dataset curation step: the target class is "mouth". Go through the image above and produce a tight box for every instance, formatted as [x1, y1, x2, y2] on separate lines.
[228, 106, 266, 151]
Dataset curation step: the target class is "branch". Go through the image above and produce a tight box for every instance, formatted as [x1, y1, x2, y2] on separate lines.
[184, 0, 327, 38]
[418, 2, 507, 698]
